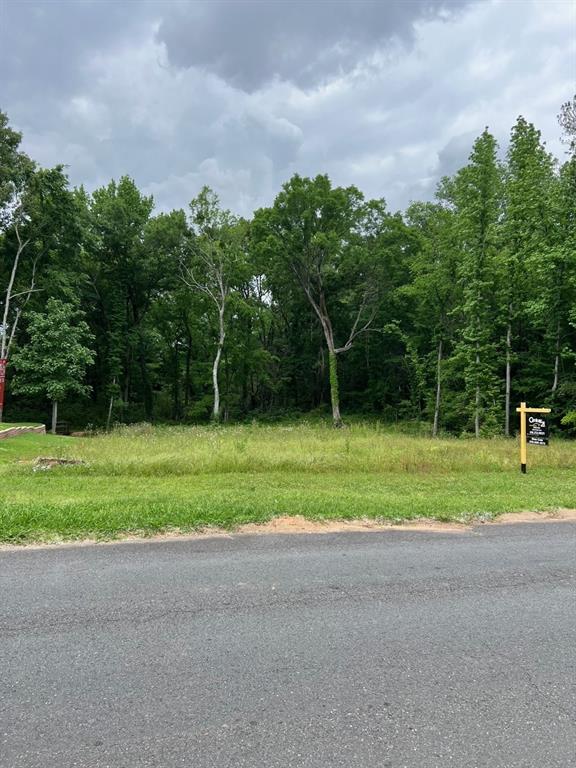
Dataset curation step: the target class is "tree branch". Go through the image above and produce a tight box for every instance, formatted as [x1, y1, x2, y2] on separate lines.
[333, 290, 378, 354]
[1, 218, 30, 358]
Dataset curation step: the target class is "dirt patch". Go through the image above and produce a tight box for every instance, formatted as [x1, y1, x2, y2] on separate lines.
[484, 509, 576, 525]
[2, 511, 576, 551]
[237, 515, 466, 535]
[33, 457, 86, 471]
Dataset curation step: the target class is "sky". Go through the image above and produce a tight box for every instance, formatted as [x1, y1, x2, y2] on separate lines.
[0, 0, 575, 216]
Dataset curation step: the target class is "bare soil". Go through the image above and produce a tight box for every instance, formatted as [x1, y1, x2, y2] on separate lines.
[3, 510, 576, 550]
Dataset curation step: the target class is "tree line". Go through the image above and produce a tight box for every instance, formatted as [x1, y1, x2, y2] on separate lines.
[1, 99, 575, 434]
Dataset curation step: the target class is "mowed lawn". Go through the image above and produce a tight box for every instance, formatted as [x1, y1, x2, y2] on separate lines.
[0, 422, 575, 543]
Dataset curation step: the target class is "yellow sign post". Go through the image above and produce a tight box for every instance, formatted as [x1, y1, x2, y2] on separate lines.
[515, 402, 551, 474]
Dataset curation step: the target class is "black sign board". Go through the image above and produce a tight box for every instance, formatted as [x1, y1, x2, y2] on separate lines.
[527, 415, 548, 446]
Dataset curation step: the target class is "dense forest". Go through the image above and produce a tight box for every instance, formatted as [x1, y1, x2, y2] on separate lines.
[1, 98, 575, 435]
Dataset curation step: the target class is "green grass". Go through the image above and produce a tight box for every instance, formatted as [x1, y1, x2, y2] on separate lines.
[0, 422, 575, 543]
[0, 431, 61, 463]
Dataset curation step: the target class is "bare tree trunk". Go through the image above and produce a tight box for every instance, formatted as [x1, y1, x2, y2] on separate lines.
[212, 304, 225, 421]
[505, 320, 512, 437]
[106, 394, 114, 432]
[51, 401, 58, 435]
[184, 328, 192, 409]
[328, 349, 343, 428]
[0, 223, 31, 424]
[432, 338, 443, 438]
[318, 345, 326, 406]
[1, 228, 27, 359]
[297, 282, 375, 427]
[106, 377, 116, 432]
[551, 319, 561, 396]
[475, 349, 480, 439]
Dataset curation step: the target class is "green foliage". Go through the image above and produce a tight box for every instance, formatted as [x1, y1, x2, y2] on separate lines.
[449, 130, 503, 433]
[2, 106, 576, 436]
[11, 299, 94, 403]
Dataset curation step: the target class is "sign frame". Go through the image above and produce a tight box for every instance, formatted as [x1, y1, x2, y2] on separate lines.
[515, 402, 551, 474]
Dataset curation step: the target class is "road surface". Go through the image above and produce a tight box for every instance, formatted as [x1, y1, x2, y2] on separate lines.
[1, 523, 575, 767]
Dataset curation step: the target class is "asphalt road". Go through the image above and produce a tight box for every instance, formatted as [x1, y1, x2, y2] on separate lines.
[1, 523, 575, 768]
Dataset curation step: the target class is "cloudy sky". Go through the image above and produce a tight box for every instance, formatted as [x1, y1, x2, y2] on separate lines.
[1, 0, 574, 215]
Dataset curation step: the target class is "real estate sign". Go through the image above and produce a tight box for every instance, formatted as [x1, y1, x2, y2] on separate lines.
[516, 402, 551, 473]
[527, 415, 549, 446]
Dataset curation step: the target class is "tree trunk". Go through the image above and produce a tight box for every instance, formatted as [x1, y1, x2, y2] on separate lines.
[551, 319, 561, 396]
[318, 345, 326, 407]
[51, 401, 58, 435]
[505, 320, 512, 437]
[432, 338, 442, 438]
[212, 304, 225, 421]
[106, 394, 114, 432]
[138, 336, 153, 422]
[123, 348, 131, 413]
[0, 228, 27, 360]
[106, 376, 117, 432]
[328, 349, 343, 428]
[184, 328, 192, 409]
[0, 225, 29, 424]
[172, 343, 180, 420]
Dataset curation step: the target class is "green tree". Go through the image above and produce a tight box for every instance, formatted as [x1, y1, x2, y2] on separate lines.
[253, 174, 387, 427]
[451, 130, 503, 436]
[84, 177, 156, 420]
[501, 116, 556, 433]
[181, 187, 249, 421]
[11, 299, 94, 432]
[538, 157, 576, 406]
[1, 110, 79, 419]
[406, 201, 461, 435]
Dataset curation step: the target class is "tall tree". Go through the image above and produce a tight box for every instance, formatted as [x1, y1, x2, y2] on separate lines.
[0, 112, 34, 421]
[84, 177, 155, 419]
[253, 174, 387, 427]
[1, 111, 77, 420]
[451, 130, 503, 436]
[533, 156, 576, 406]
[501, 117, 555, 433]
[181, 187, 249, 421]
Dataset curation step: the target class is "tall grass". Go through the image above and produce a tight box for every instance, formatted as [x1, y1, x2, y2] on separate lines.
[18, 421, 576, 476]
[0, 422, 574, 543]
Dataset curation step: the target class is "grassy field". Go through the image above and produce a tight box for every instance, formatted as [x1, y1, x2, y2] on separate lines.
[0, 422, 575, 543]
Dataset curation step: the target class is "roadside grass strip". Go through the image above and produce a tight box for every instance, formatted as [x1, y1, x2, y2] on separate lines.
[1, 423, 575, 543]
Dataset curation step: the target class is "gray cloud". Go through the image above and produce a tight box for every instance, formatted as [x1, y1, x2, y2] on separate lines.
[0, 0, 156, 102]
[157, 0, 469, 91]
[0, 0, 573, 218]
